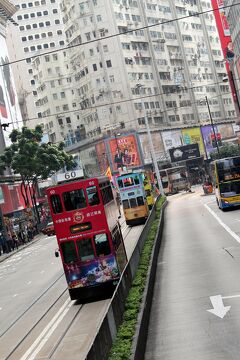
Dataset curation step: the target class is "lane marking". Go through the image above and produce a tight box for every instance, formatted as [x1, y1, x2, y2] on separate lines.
[20, 298, 72, 360]
[204, 204, 240, 244]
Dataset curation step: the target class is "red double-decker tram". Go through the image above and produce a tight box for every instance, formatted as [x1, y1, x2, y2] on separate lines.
[46, 177, 127, 301]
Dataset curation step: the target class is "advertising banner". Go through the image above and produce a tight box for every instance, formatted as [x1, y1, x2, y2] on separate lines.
[201, 125, 218, 156]
[95, 141, 108, 174]
[139, 132, 167, 164]
[181, 127, 205, 154]
[0, 36, 22, 145]
[161, 130, 183, 151]
[169, 144, 200, 163]
[217, 123, 234, 139]
[108, 133, 142, 172]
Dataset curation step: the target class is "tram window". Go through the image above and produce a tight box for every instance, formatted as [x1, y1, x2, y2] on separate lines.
[50, 194, 63, 214]
[118, 179, 123, 188]
[63, 189, 86, 211]
[123, 177, 134, 187]
[61, 241, 77, 264]
[77, 238, 94, 261]
[94, 233, 111, 256]
[87, 186, 100, 206]
[112, 226, 121, 249]
[129, 198, 137, 208]
[134, 176, 140, 185]
[101, 184, 114, 204]
[137, 196, 144, 206]
[122, 199, 130, 209]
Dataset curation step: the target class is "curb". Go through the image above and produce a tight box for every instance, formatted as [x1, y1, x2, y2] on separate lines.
[131, 200, 167, 360]
[0, 234, 43, 263]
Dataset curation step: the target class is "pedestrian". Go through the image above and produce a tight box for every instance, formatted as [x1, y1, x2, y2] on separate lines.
[6, 232, 14, 253]
[12, 232, 19, 250]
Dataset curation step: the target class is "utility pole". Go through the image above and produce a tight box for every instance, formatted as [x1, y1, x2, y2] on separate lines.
[141, 99, 164, 195]
[205, 96, 220, 156]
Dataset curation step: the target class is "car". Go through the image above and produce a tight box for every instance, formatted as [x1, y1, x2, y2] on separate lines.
[42, 221, 55, 236]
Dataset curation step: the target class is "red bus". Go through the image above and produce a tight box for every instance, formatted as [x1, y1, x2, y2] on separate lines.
[46, 177, 127, 301]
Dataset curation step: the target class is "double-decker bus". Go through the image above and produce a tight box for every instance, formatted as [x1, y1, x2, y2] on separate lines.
[213, 156, 240, 210]
[117, 171, 149, 225]
[46, 177, 127, 301]
[160, 166, 188, 195]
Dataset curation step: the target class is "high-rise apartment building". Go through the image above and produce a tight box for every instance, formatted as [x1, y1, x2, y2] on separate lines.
[61, 0, 235, 145]
[6, 0, 78, 143]
[225, 0, 240, 118]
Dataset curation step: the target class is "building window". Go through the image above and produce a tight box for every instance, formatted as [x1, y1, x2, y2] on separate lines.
[106, 60, 112, 68]
[39, 22, 44, 27]
[109, 75, 115, 82]
[41, 33, 46, 38]
[55, 19, 60, 24]
[66, 117, 71, 123]
[26, 25, 31, 29]
[97, 15, 102, 21]
[43, 10, 48, 15]
[59, 40, 64, 45]
[33, 23, 37, 28]
[24, 47, 29, 53]
[50, 80, 55, 88]
[93, 64, 97, 71]
[22, 37, 27, 42]
[53, 93, 58, 100]
[43, 43, 49, 48]
[30, 13, 35, 17]
[31, 80, 35, 85]
[60, 92, 65, 98]
[22, 3, 27, 8]
[53, 8, 57, 13]
[50, 42, 55, 47]
[37, 45, 42, 50]
[28, 2, 33, 6]
[19, 26, 24, 31]
[28, 69, 33, 74]
[45, 21, 51, 26]
[57, 30, 62, 35]
[58, 118, 63, 125]
[103, 45, 108, 52]
[17, 15, 22, 20]
[37, 11, 42, 16]
[48, 32, 53, 36]
[53, 54, 58, 60]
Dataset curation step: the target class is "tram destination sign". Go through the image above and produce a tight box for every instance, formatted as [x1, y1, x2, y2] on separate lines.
[169, 144, 200, 163]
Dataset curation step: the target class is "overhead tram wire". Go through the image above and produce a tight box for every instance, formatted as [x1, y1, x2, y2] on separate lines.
[3, 73, 240, 127]
[0, 1, 240, 67]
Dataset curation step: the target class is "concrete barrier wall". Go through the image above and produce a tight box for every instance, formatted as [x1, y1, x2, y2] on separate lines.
[130, 201, 167, 360]
[86, 200, 163, 360]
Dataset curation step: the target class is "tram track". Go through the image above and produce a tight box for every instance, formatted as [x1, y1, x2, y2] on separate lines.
[0, 273, 69, 360]
[1, 219, 141, 360]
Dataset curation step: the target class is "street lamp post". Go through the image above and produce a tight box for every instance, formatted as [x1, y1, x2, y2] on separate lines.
[205, 96, 220, 156]
[139, 98, 164, 195]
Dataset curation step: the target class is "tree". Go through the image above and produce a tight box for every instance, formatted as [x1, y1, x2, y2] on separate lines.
[210, 144, 240, 160]
[0, 125, 75, 223]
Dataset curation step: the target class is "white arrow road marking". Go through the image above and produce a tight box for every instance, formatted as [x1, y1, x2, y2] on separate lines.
[204, 204, 240, 244]
[207, 295, 231, 319]
[20, 298, 72, 360]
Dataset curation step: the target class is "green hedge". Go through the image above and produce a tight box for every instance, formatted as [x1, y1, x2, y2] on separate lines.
[108, 196, 166, 360]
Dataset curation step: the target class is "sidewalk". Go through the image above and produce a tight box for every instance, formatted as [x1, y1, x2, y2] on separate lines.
[0, 233, 43, 263]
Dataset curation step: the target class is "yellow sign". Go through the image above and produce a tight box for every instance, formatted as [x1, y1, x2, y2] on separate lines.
[181, 127, 204, 154]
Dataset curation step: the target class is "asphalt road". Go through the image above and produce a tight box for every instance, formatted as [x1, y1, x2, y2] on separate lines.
[0, 235, 63, 338]
[145, 187, 240, 360]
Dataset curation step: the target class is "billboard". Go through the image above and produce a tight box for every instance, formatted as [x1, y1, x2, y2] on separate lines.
[169, 144, 200, 163]
[0, 35, 22, 146]
[139, 132, 167, 164]
[161, 130, 183, 151]
[201, 125, 218, 157]
[108, 133, 142, 172]
[217, 124, 234, 139]
[181, 127, 205, 154]
[95, 141, 109, 174]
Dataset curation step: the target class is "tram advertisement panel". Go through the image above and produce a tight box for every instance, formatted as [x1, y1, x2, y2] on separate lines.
[108, 133, 142, 172]
[64, 255, 119, 289]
